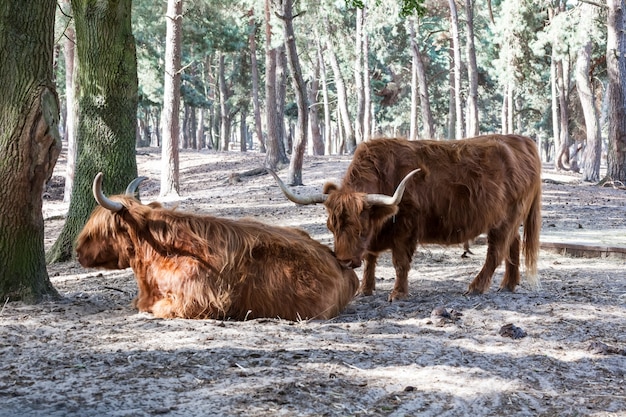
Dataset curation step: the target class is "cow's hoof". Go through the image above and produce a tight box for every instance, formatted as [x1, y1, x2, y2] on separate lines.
[358, 288, 374, 297]
[388, 291, 409, 302]
[464, 287, 485, 296]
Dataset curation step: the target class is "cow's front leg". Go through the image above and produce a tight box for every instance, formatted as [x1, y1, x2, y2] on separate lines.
[389, 248, 414, 301]
[359, 253, 379, 296]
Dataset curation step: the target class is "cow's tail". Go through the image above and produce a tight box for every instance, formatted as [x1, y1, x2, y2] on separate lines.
[523, 185, 541, 289]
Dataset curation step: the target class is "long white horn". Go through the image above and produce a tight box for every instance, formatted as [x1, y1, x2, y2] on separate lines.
[365, 168, 421, 206]
[267, 169, 327, 205]
[93, 172, 124, 212]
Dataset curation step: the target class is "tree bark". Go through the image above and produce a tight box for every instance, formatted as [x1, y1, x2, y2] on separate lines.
[47, 0, 139, 263]
[308, 57, 324, 155]
[62, 0, 77, 203]
[281, 0, 309, 186]
[275, 45, 289, 162]
[264, 0, 280, 169]
[577, 3, 602, 182]
[218, 52, 231, 151]
[465, 0, 479, 137]
[316, 36, 332, 155]
[248, 12, 266, 153]
[354, 6, 365, 145]
[160, 0, 182, 197]
[606, 0, 626, 181]
[326, 33, 355, 153]
[409, 20, 419, 140]
[0, 0, 61, 301]
[449, 0, 465, 139]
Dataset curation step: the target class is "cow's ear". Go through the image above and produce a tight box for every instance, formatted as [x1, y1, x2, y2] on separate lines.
[367, 203, 399, 224]
[323, 182, 340, 194]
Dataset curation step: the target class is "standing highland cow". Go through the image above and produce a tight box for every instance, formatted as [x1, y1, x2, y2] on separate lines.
[271, 135, 542, 300]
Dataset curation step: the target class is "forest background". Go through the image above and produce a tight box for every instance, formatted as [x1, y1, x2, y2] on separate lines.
[1, 0, 626, 302]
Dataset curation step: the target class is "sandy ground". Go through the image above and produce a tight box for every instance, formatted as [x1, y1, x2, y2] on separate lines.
[2, 147, 626, 417]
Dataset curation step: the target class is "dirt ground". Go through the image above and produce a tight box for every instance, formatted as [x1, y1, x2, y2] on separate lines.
[2, 148, 626, 417]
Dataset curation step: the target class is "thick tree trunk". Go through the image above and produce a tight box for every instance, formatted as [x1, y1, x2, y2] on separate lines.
[409, 20, 419, 141]
[160, 0, 182, 197]
[196, 108, 205, 149]
[606, 0, 626, 182]
[47, 0, 139, 263]
[556, 59, 571, 170]
[465, 0, 479, 137]
[248, 12, 266, 153]
[0, 0, 61, 302]
[577, 4, 602, 182]
[363, 24, 372, 142]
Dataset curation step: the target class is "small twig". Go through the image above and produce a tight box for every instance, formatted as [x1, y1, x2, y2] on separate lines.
[234, 363, 249, 372]
[103, 286, 126, 293]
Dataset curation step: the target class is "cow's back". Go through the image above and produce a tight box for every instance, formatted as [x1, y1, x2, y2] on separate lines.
[345, 135, 541, 246]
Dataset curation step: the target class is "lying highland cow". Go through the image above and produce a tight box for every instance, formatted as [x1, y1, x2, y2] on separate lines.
[271, 135, 542, 300]
[75, 173, 358, 320]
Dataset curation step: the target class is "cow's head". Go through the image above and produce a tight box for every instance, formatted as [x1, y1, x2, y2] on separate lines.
[75, 173, 149, 269]
[269, 169, 419, 268]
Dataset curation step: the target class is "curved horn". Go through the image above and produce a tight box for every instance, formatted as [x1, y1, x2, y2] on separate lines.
[93, 172, 124, 212]
[267, 168, 327, 205]
[365, 168, 421, 206]
[125, 176, 148, 196]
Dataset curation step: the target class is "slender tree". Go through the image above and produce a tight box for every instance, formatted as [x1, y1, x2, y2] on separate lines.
[248, 10, 266, 152]
[47, 0, 139, 263]
[606, 0, 626, 182]
[465, 0, 479, 137]
[281, 0, 309, 185]
[0, 0, 61, 301]
[264, 0, 280, 169]
[576, 3, 602, 182]
[61, 0, 77, 203]
[448, 0, 465, 139]
[160, 0, 183, 197]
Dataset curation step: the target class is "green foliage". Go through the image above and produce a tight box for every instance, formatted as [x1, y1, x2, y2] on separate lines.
[346, 0, 426, 17]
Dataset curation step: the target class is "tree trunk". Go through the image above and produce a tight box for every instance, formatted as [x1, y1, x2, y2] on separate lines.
[354, 6, 365, 145]
[556, 59, 571, 170]
[409, 19, 434, 139]
[47, 0, 138, 263]
[409, 20, 419, 140]
[218, 52, 231, 151]
[309, 58, 324, 155]
[160, 0, 182, 197]
[577, 3, 602, 182]
[248, 12, 266, 153]
[0, 0, 61, 301]
[316, 36, 332, 155]
[282, 0, 308, 186]
[62, 0, 77, 203]
[196, 108, 205, 149]
[326, 33, 355, 153]
[606, 0, 626, 182]
[363, 23, 372, 142]
[465, 0, 479, 137]
[447, 44, 456, 139]
[449, 0, 465, 139]
[264, 0, 280, 169]
[275, 45, 289, 163]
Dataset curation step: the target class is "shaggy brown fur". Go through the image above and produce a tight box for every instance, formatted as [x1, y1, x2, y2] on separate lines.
[321, 135, 542, 300]
[76, 197, 358, 320]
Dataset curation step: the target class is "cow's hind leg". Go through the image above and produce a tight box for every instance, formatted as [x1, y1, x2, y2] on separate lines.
[467, 227, 509, 294]
[499, 232, 521, 292]
[359, 253, 379, 296]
